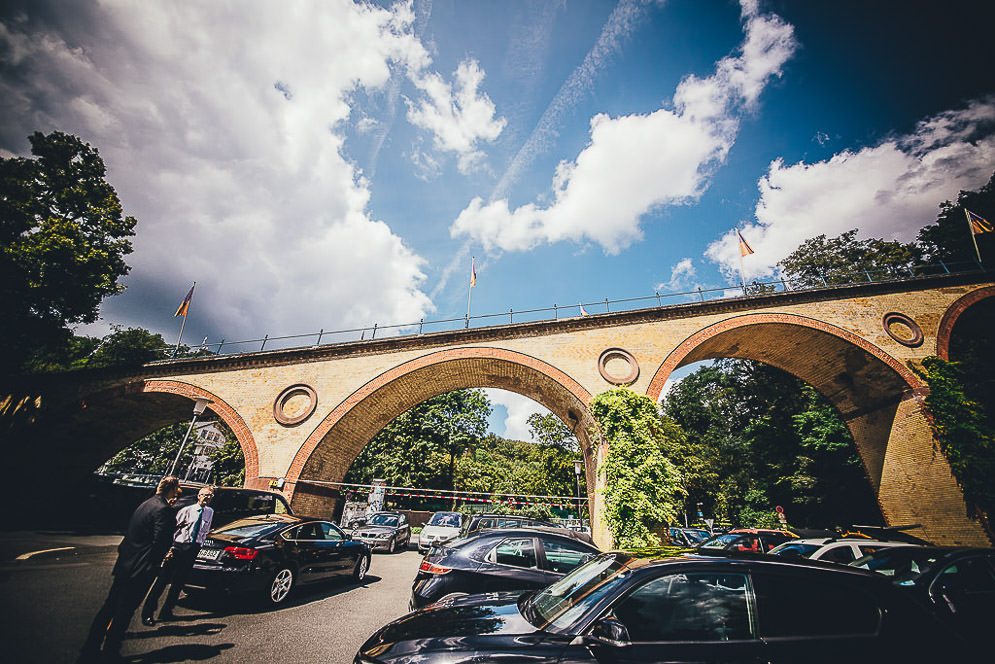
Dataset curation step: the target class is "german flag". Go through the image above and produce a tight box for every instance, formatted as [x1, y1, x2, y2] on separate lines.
[966, 209, 993, 234]
[174, 284, 195, 317]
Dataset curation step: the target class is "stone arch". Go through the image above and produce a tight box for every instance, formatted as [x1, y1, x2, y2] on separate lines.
[643, 313, 989, 546]
[143, 379, 260, 481]
[284, 347, 596, 523]
[936, 285, 995, 360]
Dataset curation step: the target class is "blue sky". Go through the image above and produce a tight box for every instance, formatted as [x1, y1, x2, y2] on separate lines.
[2, 0, 993, 440]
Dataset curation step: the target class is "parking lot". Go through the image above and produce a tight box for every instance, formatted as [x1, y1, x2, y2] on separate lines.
[0, 531, 422, 663]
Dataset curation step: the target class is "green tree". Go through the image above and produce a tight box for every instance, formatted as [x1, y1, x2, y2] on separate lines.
[526, 412, 579, 452]
[913, 357, 995, 519]
[1, 131, 136, 375]
[455, 434, 582, 499]
[345, 390, 491, 491]
[917, 171, 995, 265]
[23, 325, 169, 374]
[591, 388, 685, 548]
[778, 229, 920, 289]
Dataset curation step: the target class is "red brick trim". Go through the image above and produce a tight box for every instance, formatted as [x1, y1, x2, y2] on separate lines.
[284, 347, 592, 493]
[645, 313, 922, 402]
[936, 286, 995, 360]
[143, 379, 259, 482]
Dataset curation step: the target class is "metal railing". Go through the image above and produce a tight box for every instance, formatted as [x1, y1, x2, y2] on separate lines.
[155, 259, 986, 361]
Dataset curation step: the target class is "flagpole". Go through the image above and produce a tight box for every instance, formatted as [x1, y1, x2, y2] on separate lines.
[738, 233, 747, 295]
[173, 281, 195, 359]
[966, 208, 983, 264]
[466, 256, 474, 323]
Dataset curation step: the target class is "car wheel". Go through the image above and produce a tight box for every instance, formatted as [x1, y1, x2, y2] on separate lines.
[353, 555, 370, 582]
[388, 537, 396, 554]
[267, 567, 295, 605]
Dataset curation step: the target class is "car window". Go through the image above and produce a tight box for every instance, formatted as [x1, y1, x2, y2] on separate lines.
[935, 556, 995, 593]
[369, 514, 399, 527]
[820, 545, 856, 564]
[428, 513, 461, 528]
[542, 538, 593, 575]
[478, 518, 495, 530]
[753, 573, 881, 637]
[611, 573, 755, 642]
[320, 522, 344, 541]
[294, 522, 325, 541]
[489, 537, 538, 569]
[214, 520, 285, 538]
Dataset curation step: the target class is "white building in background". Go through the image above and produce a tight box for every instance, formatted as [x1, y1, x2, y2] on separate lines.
[184, 421, 226, 482]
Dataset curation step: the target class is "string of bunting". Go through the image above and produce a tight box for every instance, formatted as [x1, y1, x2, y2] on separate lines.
[294, 478, 585, 508]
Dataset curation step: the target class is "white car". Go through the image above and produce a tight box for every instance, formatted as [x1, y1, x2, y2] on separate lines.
[769, 537, 916, 565]
[418, 511, 463, 553]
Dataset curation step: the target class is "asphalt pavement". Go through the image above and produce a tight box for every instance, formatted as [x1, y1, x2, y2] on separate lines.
[0, 530, 422, 663]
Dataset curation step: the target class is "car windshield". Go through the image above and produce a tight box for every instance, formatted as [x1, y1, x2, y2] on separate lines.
[212, 520, 285, 539]
[699, 533, 746, 549]
[522, 553, 634, 632]
[851, 548, 942, 584]
[682, 530, 709, 544]
[369, 514, 399, 526]
[428, 513, 461, 527]
[770, 542, 821, 557]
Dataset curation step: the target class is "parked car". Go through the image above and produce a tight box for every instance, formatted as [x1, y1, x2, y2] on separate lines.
[698, 528, 797, 553]
[462, 513, 594, 543]
[769, 537, 914, 565]
[360, 549, 951, 663]
[668, 527, 710, 548]
[186, 514, 370, 605]
[174, 482, 293, 529]
[352, 511, 411, 553]
[410, 527, 600, 609]
[850, 545, 995, 637]
[418, 511, 463, 553]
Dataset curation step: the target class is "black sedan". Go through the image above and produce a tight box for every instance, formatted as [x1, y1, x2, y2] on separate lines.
[360, 551, 954, 664]
[186, 514, 371, 606]
[851, 545, 995, 636]
[410, 527, 600, 609]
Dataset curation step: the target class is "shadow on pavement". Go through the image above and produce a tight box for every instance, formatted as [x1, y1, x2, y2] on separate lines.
[126, 622, 228, 641]
[126, 642, 235, 663]
[178, 573, 383, 617]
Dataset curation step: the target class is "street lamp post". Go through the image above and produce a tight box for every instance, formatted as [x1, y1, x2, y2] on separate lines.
[573, 459, 583, 521]
[168, 398, 211, 477]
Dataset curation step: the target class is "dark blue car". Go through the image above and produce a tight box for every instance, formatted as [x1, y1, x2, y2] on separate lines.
[187, 514, 371, 606]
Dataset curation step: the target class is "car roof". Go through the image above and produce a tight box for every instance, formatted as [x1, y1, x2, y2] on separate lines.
[728, 528, 796, 535]
[225, 513, 316, 526]
[623, 548, 893, 578]
[470, 526, 598, 546]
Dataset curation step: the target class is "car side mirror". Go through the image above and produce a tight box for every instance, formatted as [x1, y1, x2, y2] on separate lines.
[589, 618, 631, 647]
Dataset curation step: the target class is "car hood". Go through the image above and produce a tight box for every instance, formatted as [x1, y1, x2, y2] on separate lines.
[359, 592, 550, 659]
[420, 525, 460, 537]
[355, 525, 397, 536]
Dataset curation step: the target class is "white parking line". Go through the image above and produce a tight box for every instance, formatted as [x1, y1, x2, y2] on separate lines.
[15, 546, 74, 560]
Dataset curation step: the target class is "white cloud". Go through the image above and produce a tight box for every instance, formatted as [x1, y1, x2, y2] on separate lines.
[406, 59, 506, 175]
[451, 0, 796, 254]
[656, 258, 696, 292]
[482, 388, 549, 442]
[705, 96, 995, 280]
[0, 0, 438, 340]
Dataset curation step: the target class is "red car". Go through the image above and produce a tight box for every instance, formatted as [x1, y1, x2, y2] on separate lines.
[698, 528, 798, 553]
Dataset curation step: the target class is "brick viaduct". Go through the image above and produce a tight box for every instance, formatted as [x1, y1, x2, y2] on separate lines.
[3, 272, 993, 549]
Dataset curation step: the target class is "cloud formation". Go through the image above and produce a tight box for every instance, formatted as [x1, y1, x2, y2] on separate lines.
[705, 96, 995, 280]
[482, 388, 549, 442]
[451, 0, 796, 254]
[0, 1, 488, 340]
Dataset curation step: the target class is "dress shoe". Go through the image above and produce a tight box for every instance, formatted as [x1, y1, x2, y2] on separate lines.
[141, 616, 155, 627]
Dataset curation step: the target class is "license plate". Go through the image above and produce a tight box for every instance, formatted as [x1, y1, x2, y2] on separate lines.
[198, 548, 221, 561]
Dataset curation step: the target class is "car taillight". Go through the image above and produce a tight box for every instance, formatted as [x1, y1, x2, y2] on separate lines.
[224, 546, 259, 560]
[419, 560, 452, 575]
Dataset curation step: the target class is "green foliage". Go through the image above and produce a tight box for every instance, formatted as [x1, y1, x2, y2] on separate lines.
[527, 411, 579, 452]
[23, 325, 169, 373]
[917, 172, 995, 265]
[345, 390, 491, 490]
[591, 388, 685, 548]
[1, 131, 136, 375]
[737, 489, 780, 529]
[778, 229, 921, 288]
[455, 434, 583, 499]
[662, 359, 879, 528]
[913, 357, 995, 517]
[104, 419, 245, 485]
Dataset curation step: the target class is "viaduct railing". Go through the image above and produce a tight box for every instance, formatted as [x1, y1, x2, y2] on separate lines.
[155, 260, 986, 360]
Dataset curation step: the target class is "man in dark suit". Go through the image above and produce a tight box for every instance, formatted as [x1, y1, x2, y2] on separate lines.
[78, 475, 181, 662]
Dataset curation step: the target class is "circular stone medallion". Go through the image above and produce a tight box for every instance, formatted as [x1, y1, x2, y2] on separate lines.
[598, 348, 640, 385]
[882, 312, 924, 348]
[274, 384, 318, 426]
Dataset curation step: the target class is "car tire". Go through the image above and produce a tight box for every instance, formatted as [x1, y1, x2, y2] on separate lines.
[353, 554, 370, 582]
[388, 537, 396, 554]
[266, 566, 295, 606]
